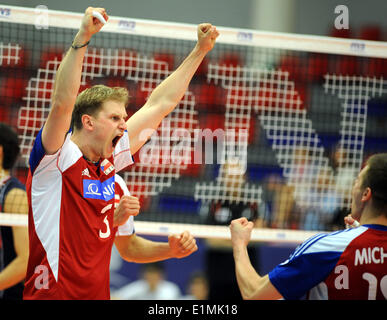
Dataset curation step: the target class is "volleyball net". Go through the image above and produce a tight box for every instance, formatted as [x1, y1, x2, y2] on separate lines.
[0, 5, 386, 243]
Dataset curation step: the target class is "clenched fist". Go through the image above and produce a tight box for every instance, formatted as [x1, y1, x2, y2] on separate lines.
[196, 23, 219, 53]
[230, 217, 254, 248]
[81, 7, 109, 38]
[113, 195, 140, 227]
[168, 231, 198, 259]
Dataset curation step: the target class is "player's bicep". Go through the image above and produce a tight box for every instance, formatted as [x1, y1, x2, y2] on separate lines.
[125, 102, 166, 155]
[252, 275, 283, 300]
[114, 234, 136, 261]
[41, 105, 72, 155]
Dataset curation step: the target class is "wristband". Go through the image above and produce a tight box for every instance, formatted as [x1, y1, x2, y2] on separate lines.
[71, 40, 90, 49]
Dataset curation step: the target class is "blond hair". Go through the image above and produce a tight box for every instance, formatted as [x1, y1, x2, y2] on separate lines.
[71, 85, 129, 131]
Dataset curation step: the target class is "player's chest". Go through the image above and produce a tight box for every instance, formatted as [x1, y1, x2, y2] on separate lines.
[63, 158, 116, 204]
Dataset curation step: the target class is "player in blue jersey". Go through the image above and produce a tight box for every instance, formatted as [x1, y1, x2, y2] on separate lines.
[0, 123, 29, 300]
[230, 153, 387, 300]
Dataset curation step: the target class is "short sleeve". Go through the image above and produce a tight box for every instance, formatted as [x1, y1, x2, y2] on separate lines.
[114, 131, 134, 172]
[115, 174, 135, 236]
[268, 233, 342, 300]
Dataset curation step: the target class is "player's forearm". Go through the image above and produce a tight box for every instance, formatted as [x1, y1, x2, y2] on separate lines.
[0, 256, 27, 290]
[145, 44, 206, 116]
[120, 235, 174, 263]
[51, 31, 90, 112]
[233, 244, 264, 300]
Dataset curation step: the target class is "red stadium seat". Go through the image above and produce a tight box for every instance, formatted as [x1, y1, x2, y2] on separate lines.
[332, 56, 360, 77]
[105, 77, 129, 88]
[83, 48, 103, 77]
[0, 76, 28, 101]
[133, 81, 152, 107]
[195, 57, 209, 78]
[111, 49, 138, 77]
[218, 53, 243, 79]
[359, 25, 382, 41]
[18, 108, 46, 131]
[190, 82, 226, 111]
[219, 53, 242, 68]
[329, 27, 352, 39]
[257, 78, 306, 110]
[78, 81, 92, 94]
[307, 53, 329, 82]
[153, 52, 174, 70]
[198, 112, 225, 132]
[29, 78, 53, 100]
[0, 45, 27, 68]
[0, 106, 12, 123]
[39, 48, 64, 69]
[151, 52, 174, 78]
[363, 57, 387, 78]
[279, 55, 305, 82]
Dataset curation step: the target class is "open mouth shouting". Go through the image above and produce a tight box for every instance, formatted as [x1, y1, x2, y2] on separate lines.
[112, 135, 121, 148]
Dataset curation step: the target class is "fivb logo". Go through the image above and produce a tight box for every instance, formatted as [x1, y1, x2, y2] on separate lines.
[0, 7, 11, 18]
[83, 176, 115, 201]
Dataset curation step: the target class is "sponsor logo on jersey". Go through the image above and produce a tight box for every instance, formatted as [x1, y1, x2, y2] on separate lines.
[81, 168, 91, 178]
[83, 176, 115, 201]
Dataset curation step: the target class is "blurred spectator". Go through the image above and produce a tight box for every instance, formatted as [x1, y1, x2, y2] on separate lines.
[286, 144, 325, 229]
[181, 271, 209, 300]
[111, 262, 181, 300]
[0, 123, 29, 300]
[261, 174, 297, 229]
[207, 161, 261, 226]
[203, 161, 260, 300]
[302, 167, 339, 230]
[330, 145, 357, 229]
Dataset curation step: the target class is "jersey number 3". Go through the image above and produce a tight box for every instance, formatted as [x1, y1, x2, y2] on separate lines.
[99, 204, 112, 239]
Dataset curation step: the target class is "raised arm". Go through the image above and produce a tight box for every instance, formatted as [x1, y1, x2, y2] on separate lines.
[42, 7, 108, 155]
[126, 23, 219, 155]
[230, 218, 282, 300]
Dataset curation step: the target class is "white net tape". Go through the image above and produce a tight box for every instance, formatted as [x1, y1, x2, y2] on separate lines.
[0, 213, 319, 243]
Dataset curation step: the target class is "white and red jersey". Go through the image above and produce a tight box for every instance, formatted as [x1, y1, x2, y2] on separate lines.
[23, 129, 133, 300]
[114, 174, 135, 237]
[269, 224, 387, 300]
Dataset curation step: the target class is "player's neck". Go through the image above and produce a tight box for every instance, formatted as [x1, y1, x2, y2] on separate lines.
[71, 131, 100, 163]
[360, 209, 387, 226]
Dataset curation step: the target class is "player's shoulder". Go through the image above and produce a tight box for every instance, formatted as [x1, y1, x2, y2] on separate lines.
[30, 128, 77, 174]
[293, 226, 369, 257]
[5, 176, 25, 190]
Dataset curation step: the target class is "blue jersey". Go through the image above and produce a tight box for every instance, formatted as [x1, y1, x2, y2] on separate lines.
[269, 224, 387, 300]
[0, 176, 26, 300]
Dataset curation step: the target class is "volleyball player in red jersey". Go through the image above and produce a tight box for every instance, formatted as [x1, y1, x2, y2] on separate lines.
[230, 153, 387, 300]
[23, 7, 219, 299]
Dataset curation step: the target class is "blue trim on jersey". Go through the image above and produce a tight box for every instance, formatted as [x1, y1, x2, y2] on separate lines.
[291, 232, 328, 259]
[362, 224, 387, 231]
[29, 127, 46, 174]
[269, 250, 342, 300]
[268, 228, 358, 300]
